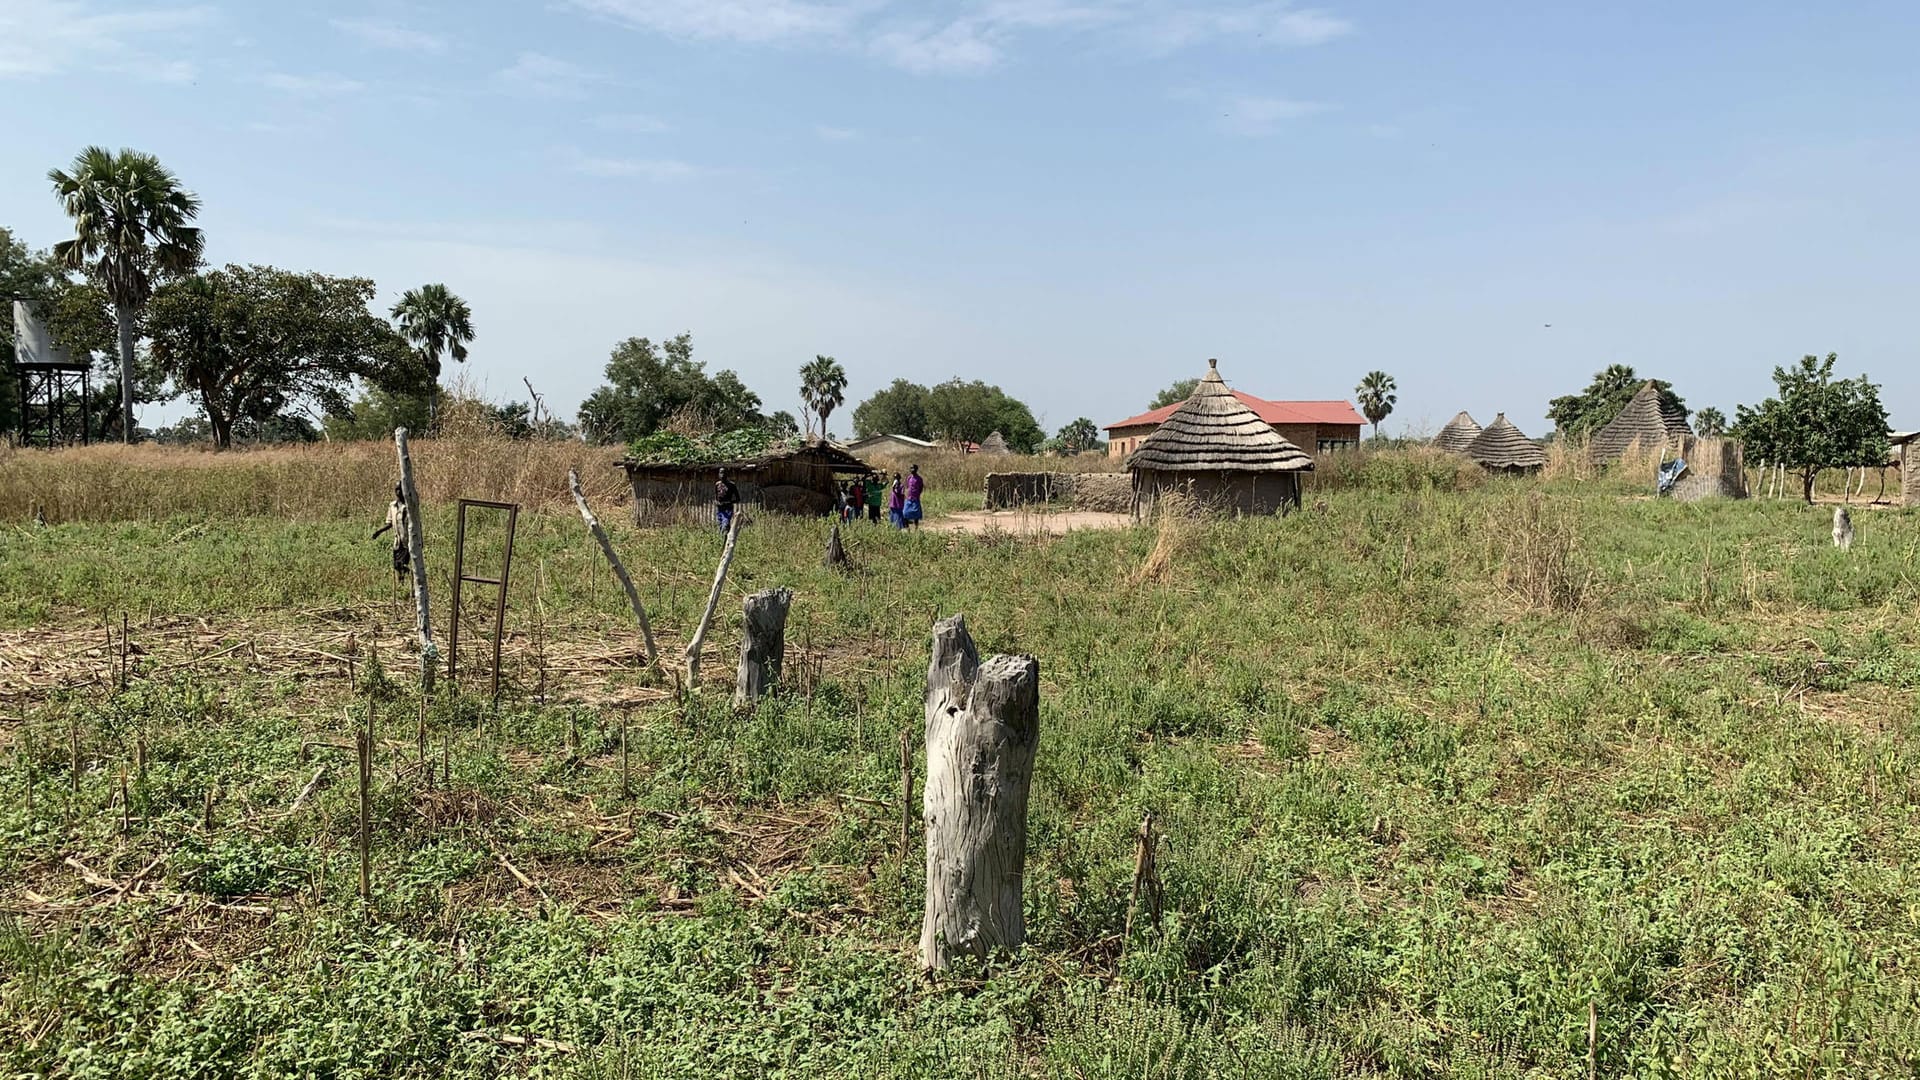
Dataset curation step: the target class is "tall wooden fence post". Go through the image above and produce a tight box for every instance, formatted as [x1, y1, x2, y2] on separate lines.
[734, 587, 792, 707]
[684, 512, 741, 690]
[393, 427, 435, 693]
[919, 614, 1040, 971]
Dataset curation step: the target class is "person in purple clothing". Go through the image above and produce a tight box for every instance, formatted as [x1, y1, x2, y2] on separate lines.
[902, 464, 924, 527]
[887, 474, 907, 530]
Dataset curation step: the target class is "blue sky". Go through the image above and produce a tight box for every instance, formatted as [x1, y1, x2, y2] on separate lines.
[3, 0, 1917, 437]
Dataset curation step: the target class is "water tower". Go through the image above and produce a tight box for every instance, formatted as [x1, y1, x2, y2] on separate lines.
[10, 299, 91, 447]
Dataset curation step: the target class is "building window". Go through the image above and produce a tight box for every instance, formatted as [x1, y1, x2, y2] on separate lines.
[1318, 439, 1357, 452]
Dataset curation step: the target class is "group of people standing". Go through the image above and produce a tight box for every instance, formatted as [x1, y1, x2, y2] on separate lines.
[713, 463, 926, 535]
[840, 465, 923, 529]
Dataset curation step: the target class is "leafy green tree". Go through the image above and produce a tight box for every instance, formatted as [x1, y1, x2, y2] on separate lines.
[1150, 378, 1198, 409]
[1734, 353, 1888, 504]
[325, 384, 433, 441]
[1354, 370, 1397, 438]
[851, 379, 930, 439]
[1055, 417, 1101, 453]
[1692, 407, 1727, 438]
[145, 265, 421, 449]
[1546, 364, 1686, 440]
[48, 147, 205, 442]
[576, 333, 766, 444]
[799, 354, 848, 438]
[924, 378, 1044, 452]
[390, 283, 473, 424]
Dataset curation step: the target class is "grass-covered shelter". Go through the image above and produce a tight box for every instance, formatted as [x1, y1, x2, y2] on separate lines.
[618, 438, 875, 520]
[1433, 411, 1482, 453]
[1464, 413, 1548, 475]
[1590, 381, 1692, 463]
[1127, 358, 1313, 516]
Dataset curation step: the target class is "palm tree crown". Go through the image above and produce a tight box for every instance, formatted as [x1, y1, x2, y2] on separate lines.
[799, 355, 848, 439]
[49, 146, 205, 441]
[1355, 370, 1398, 437]
[390, 283, 474, 379]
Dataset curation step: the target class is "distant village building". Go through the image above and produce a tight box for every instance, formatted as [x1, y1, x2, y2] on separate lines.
[1463, 413, 1548, 474]
[1432, 411, 1482, 453]
[1896, 431, 1920, 507]
[1105, 388, 1363, 459]
[1589, 381, 1692, 463]
[618, 441, 875, 520]
[847, 433, 936, 456]
[978, 431, 1011, 456]
[1127, 359, 1314, 516]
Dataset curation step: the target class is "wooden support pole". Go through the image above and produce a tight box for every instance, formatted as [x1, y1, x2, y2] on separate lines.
[919, 614, 1040, 971]
[734, 587, 793, 708]
[899, 730, 913, 864]
[684, 512, 742, 690]
[393, 427, 436, 693]
[356, 727, 372, 901]
[569, 469, 658, 665]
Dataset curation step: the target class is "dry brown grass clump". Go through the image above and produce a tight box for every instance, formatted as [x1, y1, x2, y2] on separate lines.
[0, 437, 625, 523]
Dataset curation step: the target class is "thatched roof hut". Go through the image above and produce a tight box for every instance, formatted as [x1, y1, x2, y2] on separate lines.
[1590, 381, 1692, 462]
[1667, 436, 1747, 500]
[618, 440, 875, 522]
[978, 431, 1011, 456]
[1463, 413, 1547, 474]
[1433, 411, 1482, 453]
[1127, 358, 1313, 515]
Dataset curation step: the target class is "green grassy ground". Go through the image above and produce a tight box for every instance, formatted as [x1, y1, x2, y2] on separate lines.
[3, 486, 1919, 1078]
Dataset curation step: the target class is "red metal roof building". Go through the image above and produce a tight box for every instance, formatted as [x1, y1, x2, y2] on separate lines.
[1105, 391, 1365, 459]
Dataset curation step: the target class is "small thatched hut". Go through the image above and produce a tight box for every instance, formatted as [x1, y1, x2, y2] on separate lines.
[1433, 411, 1482, 453]
[978, 431, 1011, 456]
[1590, 381, 1692, 463]
[1463, 413, 1547, 474]
[1127, 359, 1313, 516]
[618, 441, 874, 521]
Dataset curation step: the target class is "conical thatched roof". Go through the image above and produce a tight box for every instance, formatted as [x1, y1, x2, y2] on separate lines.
[1589, 381, 1691, 462]
[1128, 359, 1314, 473]
[1463, 413, 1547, 471]
[1433, 411, 1481, 453]
[979, 431, 1010, 455]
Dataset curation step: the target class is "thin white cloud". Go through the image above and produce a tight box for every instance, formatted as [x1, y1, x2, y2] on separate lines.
[567, 0, 862, 44]
[815, 124, 859, 141]
[592, 112, 674, 133]
[563, 0, 1351, 74]
[1216, 94, 1331, 135]
[495, 52, 603, 98]
[259, 71, 366, 96]
[0, 0, 212, 80]
[568, 152, 701, 180]
[329, 17, 448, 53]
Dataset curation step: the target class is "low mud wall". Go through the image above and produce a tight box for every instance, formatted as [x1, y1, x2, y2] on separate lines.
[983, 472, 1132, 512]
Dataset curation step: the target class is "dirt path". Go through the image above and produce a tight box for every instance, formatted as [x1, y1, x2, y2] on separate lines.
[928, 509, 1133, 535]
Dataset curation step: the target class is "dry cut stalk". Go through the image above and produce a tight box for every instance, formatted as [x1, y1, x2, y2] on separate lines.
[684, 512, 742, 689]
[393, 427, 436, 692]
[568, 469, 657, 665]
[355, 728, 372, 901]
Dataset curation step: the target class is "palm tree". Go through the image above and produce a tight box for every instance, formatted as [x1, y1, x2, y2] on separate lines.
[1355, 370, 1398, 439]
[49, 147, 205, 442]
[799, 355, 847, 440]
[1693, 406, 1727, 438]
[390, 283, 474, 424]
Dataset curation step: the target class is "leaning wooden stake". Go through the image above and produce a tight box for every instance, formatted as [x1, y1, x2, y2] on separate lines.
[920, 614, 1040, 971]
[899, 730, 914, 864]
[734, 587, 793, 707]
[569, 468, 658, 665]
[393, 427, 436, 693]
[684, 512, 742, 690]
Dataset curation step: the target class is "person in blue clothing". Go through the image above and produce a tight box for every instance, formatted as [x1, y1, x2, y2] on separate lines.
[902, 464, 925, 528]
[714, 468, 740, 535]
[887, 474, 906, 529]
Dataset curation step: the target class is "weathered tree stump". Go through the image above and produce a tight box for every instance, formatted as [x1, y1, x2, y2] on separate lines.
[823, 523, 851, 572]
[920, 614, 1040, 971]
[734, 587, 793, 707]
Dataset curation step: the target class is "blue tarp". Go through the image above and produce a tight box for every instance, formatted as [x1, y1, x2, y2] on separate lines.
[1657, 457, 1688, 496]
